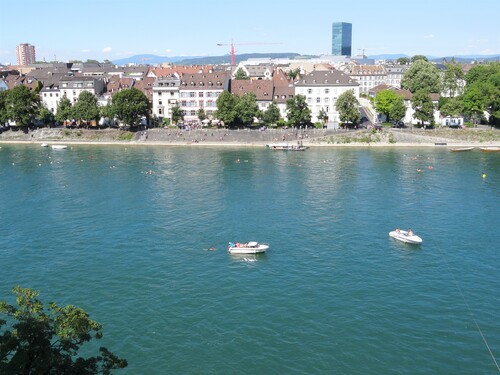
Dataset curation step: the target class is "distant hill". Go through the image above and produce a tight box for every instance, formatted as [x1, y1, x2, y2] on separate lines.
[368, 54, 500, 63]
[113, 53, 499, 66]
[113, 52, 301, 66]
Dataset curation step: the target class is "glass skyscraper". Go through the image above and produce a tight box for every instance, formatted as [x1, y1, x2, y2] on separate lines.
[331, 22, 352, 56]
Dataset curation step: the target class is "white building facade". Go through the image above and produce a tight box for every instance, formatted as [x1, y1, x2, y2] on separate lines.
[294, 70, 360, 125]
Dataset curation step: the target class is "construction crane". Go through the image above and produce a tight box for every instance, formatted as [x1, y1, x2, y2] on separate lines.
[216, 39, 282, 65]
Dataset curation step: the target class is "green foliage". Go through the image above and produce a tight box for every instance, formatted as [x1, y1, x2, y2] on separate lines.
[261, 103, 281, 125]
[335, 90, 360, 125]
[374, 90, 406, 122]
[111, 88, 150, 127]
[0, 90, 9, 125]
[214, 91, 237, 125]
[411, 55, 428, 62]
[5, 85, 41, 126]
[397, 57, 410, 65]
[73, 91, 99, 124]
[55, 96, 73, 124]
[0, 286, 127, 374]
[234, 92, 260, 126]
[197, 108, 207, 122]
[286, 94, 311, 127]
[214, 91, 260, 127]
[171, 105, 184, 125]
[463, 63, 500, 125]
[442, 63, 465, 97]
[401, 60, 442, 93]
[38, 106, 54, 126]
[286, 68, 300, 80]
[117, 132, 134, 141]
[411, 90, 435, 125]
[234, 68, 249, 80]
[439, 97, 463, 117]
[317, 108, 328, 125]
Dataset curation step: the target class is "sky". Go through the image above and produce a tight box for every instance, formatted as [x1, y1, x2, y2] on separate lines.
[1, 0, 499, 65]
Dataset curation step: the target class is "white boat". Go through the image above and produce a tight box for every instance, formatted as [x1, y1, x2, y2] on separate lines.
[41, 143, 49, 147]
[266, 142, 289, 150]
[228, 241, 269, 254]
[450, 147, 474, 152]
[479, 146, 500, 152]
[51, 145, 68, 150]
[389, 229, 422, 244]
[266, 143, 308, 151]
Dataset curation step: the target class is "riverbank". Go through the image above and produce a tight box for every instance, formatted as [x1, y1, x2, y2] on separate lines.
[0, 127, 499, 147]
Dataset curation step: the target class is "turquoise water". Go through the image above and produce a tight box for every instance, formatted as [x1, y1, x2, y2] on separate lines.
[1, 145, 499, 374]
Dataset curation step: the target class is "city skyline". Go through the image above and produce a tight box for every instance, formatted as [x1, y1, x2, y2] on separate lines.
[0, 0, 499, 65]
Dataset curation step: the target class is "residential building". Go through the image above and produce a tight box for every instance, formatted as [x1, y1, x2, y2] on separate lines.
[343, 64, 387, 94]
[230, 79, 273, 113]
[272, 68, 295, 120]
[331, 22, 352, 56]
[152, 75, 180, 121]
[40, 86, 61, 114]
[383, 65, 408, 88]
[178, 72, 230, 123]
[59, 76, 105, 104]
[295, 69, 359, 125]
[16, 43, 36, 66]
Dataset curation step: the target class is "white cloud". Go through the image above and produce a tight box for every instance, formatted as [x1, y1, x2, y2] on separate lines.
[102, 46, 112, 53]
[81, 49, 90, 53]
[164, 49, 172, 53]
[424, 34, 435, 39]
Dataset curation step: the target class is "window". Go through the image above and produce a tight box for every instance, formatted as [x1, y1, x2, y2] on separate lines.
[190, 92, 195, 98]
[159, 108, 163, 115]
[158, 92, 162, 96]
[307, 89, 312, 94]
[159, 100, 162, 105]
[316, 97, 321, 103]
[199, 92, 204, 97]
[325, 88, 329, 94]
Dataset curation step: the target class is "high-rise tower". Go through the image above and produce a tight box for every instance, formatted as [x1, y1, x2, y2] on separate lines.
[331, 22, 352, 56]
[16, 43, 36, 66]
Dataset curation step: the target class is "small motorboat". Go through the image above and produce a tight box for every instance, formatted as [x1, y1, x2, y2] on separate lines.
[389, 229, 422, 244]
[228, 241, 269, 254]
[41, 143, 49, 147]
[51, 145, 68, 150]
[479, 147, 500, 152]
[450, 147, 474, 152]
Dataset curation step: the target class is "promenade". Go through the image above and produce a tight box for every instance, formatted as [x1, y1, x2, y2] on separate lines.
[0, 126, 499, 147]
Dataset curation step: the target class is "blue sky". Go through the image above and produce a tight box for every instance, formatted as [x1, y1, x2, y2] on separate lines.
[1, 0, 499, 64]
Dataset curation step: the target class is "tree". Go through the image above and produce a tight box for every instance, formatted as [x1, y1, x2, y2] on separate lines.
[411, 90, 435, 126]
[401, 60, 441, 93]
[0, 286, 127, 374]
[38, 106, 55, 127]
[411, 55, 428, 63]
[73, 91, 99, 125]
[375, 90, 406, 122]
[214, 91, 238, 125]
[234, 93, 259, 126]
[439, 97, 463, 118]
[234, 68, 249, 80]
[335, 89, 360, 125]
[0, 90, 8, 125]
[197, 108, 207, 122]
[286, 68, 301, 80]
[463, 63, 500, 125]
[286, 95, 311, 127]
[5, 85, 41, 127]
[442, 63, 465, 97]
[317, 107, 328, 127]
[261, 103, 281, 126]
[397, 57, 410, 65]
[111, 88, 150, 128]
[171, 105, 184, 125]
[55, 96, 73, 125]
